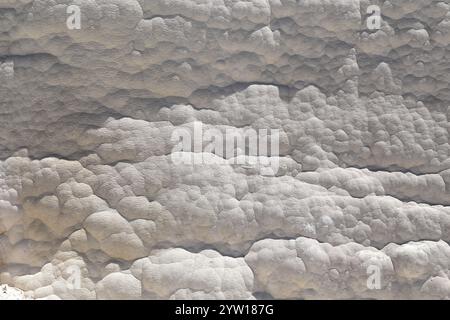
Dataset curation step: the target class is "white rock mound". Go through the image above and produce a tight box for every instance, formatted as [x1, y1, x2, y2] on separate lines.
[1, 0, 450, 300]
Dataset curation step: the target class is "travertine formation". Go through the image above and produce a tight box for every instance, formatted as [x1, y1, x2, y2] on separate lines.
[1, 0, 450, 299]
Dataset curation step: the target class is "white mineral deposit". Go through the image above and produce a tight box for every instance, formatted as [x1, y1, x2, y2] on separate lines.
[1, 0, 450, 300]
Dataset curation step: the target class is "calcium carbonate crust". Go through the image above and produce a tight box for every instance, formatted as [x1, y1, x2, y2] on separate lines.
[1, 0, 450, 299]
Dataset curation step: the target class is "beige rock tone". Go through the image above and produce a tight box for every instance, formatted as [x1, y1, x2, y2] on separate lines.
[1, 0, 450, 299]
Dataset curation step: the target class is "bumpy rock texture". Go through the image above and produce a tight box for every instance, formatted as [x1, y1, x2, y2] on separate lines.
[1, 0, 450, 300]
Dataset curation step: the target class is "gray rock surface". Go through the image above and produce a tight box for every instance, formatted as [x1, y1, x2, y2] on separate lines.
[1, 0, 450, 299]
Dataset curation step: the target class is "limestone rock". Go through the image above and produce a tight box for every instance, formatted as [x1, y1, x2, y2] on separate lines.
[1, 0, 450, 300]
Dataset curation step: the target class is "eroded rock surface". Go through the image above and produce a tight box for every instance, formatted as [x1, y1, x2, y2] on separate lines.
[1, 0, 450, 299]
